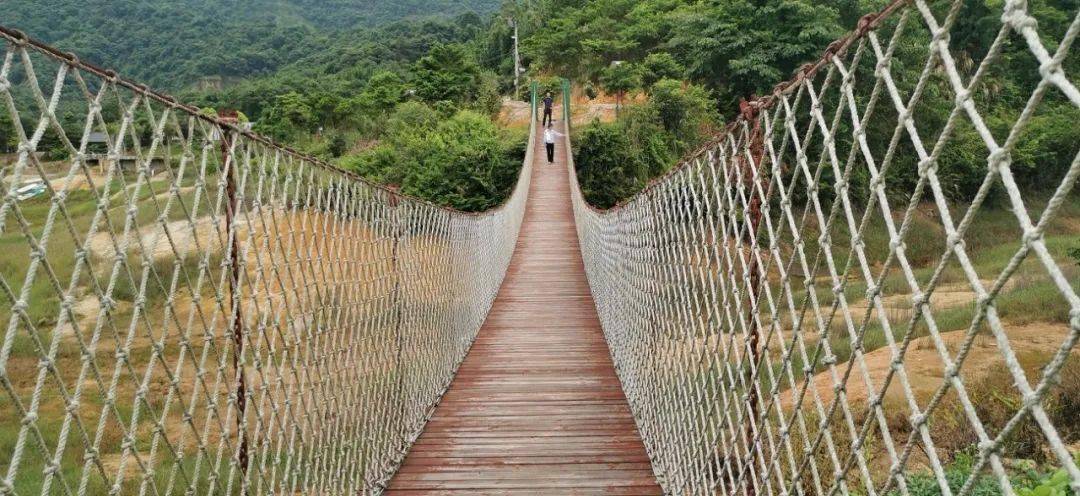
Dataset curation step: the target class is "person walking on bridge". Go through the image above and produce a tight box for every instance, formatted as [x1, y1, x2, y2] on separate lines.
[542, 91, 554, 126]
[544, 123, 564, 164]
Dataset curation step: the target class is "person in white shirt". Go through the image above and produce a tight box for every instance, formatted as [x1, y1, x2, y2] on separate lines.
[544, 124, 564, 164]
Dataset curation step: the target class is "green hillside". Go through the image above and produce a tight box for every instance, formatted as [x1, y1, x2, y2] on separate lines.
[1, 0, 500, 88]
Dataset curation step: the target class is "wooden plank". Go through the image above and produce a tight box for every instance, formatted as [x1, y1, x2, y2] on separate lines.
[385, 488, 661, 496]
[387, 122, 661, 494]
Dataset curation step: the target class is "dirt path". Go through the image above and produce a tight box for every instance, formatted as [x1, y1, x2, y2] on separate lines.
[497, 97, 622, 128]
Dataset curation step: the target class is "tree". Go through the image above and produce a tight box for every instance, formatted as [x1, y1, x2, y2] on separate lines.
[0, 109, 15, 153]
[647, 79, 715, 140]
[641, 52, 684, 88]
[668, 0, 843, 107]
[403, 111, 519, 210]
[357, 71, 407, 115]
[256, 92, 315, 140]
[600, 62, 641, 113]
[386, 101, 440, 136]
[413, 43, 483, 105]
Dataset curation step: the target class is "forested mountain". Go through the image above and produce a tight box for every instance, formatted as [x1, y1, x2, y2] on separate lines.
[2, 0, 500, 88]
[186, 15, 491, 127]
[3, 0, 1077, 212]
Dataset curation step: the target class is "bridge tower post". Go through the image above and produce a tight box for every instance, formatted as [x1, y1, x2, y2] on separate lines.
[739, 97, 767, 496]
[218, 109, 250, 490]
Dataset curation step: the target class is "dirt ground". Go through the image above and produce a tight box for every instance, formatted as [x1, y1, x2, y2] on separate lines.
[497, 93, 625, 129]
[779, 321, 1078, 412]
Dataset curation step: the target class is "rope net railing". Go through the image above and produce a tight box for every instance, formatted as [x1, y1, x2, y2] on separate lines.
[0, 27, 533, 495]
[569, 0, 1079, 494]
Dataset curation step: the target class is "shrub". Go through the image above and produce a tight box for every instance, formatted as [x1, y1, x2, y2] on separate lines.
[933, 358, 1080, 464]
[327, 133, 348, 158]
[341, 110, 525, 211]
[574, 121, 645, 208]
[1017, 452, 1080, 496]
[583, 83, 598, 100]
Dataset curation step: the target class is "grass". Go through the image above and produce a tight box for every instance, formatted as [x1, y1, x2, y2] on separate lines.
[645, 192, 1079, 490]
[758, 192, 1080, 374]
[0, 165, 231, 491]
[0, 157, 468, 494]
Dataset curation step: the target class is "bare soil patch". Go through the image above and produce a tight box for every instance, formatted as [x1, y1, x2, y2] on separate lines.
[779, 321, 1077, 412]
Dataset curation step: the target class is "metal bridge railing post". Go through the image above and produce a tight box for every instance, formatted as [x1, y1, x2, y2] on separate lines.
[739, 97, 767, 496]
[218, 109, 250, 490]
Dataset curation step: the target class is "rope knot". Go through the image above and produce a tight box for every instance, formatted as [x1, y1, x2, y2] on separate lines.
[21, 412, 37, 426]
[772, 81, 790, 97]
[739, 98, 760, 122]
[11, 29, 30, 46]
[1022, 227, 1042, 244]
[1001, 1, 1038, 31]
[1039, 59, 1062, 79]
[856, 12, 880, 36]
[978, 440, 999, 454]
[910, 412, 926, 427]
[824, 39, 846, 62]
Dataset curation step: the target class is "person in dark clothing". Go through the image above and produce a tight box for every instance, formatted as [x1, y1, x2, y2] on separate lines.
[542, 92, 554, 126]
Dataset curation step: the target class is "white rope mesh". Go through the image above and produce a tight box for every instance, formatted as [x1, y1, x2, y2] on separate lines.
[570, 1, 1079, 494]
[0, 28, 532, 495]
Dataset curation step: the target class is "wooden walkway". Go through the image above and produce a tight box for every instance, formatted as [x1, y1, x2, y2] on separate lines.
[386, 121, 662, 495]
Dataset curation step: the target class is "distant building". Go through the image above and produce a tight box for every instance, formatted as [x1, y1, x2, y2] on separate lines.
[87, 131, 108, 143]
[197, 76, 224, 92]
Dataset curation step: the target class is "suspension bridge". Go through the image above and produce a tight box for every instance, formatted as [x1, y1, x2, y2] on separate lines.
[0, 0, 1078, 494]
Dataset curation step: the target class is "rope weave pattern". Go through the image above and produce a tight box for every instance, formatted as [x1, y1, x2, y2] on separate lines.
[0, 29, 532, 495]
[570, 0, 1079, 494]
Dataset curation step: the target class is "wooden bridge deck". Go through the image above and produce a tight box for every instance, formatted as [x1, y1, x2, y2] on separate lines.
[386, 121, 662, 495]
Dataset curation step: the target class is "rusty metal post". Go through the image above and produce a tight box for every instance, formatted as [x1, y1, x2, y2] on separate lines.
[740, 97, 766, 496]
[218, 109, 249, 483]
